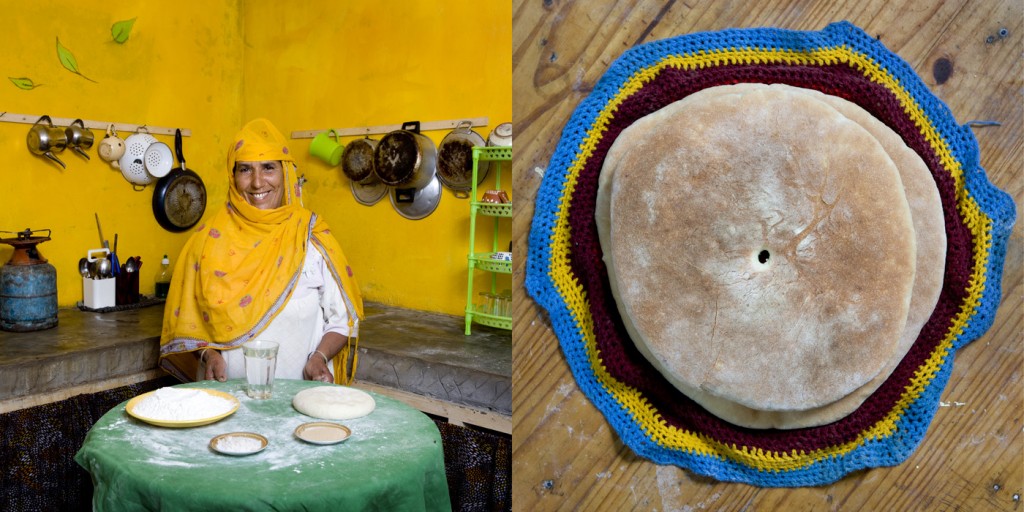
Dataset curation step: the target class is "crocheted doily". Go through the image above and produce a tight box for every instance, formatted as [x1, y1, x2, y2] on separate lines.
[525, 21, 1016, 487]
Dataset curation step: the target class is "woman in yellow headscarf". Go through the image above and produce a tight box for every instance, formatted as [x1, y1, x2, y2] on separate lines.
[159, 118, 364, 385]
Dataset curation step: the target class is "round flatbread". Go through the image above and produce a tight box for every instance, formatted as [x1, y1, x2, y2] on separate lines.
[292, 385, 376, 420]
[597, 84, 918, 413]
[646, 83, 946, 429]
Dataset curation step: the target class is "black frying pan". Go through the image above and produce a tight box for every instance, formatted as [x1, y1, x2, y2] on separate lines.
[152, 129, 207, 232]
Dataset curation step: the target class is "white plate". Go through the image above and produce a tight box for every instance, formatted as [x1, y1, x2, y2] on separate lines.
[209, 432, 268, 456]
[294, 422, 352, 445]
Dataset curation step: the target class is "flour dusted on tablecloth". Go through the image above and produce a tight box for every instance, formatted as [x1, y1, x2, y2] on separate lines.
[133, 387, 234, 421]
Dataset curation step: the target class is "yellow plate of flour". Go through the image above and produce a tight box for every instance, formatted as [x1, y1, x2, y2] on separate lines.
[125, 388, 240, 428]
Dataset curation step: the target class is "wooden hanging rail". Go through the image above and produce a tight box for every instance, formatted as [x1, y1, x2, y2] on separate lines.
[0, 112, 190, 137]
[291, 116, 489, 139]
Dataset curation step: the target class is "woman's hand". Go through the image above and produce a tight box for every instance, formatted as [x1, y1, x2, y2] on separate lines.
[305, 333, 346, 383]
[202, 350, 228, 382]
[303, 351, 333, 383]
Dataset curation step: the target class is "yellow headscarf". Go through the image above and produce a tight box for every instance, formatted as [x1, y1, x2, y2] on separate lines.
[159, 118, 364, 384]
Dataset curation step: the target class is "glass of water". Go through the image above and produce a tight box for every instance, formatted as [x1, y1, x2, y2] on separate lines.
[242, 340, 279, 399]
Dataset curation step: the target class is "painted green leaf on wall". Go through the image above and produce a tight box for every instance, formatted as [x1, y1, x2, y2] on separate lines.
[111, 18, 136, 44]
[8, 77, 42, 90]
[56, 37, 97, 83]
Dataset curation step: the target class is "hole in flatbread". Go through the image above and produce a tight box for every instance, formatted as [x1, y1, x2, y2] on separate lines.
[757, 250, 771, 264]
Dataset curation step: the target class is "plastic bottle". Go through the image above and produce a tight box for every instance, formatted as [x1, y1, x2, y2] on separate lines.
[155, 255, 172, 299]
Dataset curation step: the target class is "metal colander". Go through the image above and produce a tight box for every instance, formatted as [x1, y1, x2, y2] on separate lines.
[144, 142, 173, 178]
[119, 132, 158, 187]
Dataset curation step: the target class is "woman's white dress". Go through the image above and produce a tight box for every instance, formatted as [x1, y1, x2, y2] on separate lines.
[198, 243, 350, 380]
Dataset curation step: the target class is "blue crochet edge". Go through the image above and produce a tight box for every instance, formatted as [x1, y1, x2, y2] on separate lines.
[525, 21, 1016, 487]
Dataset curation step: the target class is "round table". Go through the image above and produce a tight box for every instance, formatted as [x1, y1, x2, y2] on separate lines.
[75, 379, 451, 511]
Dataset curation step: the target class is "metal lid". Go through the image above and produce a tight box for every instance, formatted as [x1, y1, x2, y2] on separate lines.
[350, 174, 389, 206]
[390, 175, 442, 220]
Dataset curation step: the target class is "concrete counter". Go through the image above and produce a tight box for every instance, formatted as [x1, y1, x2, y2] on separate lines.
[0, 302, 511, 431]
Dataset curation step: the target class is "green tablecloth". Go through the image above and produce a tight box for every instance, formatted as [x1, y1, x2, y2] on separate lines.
[75, 379, 451, 511]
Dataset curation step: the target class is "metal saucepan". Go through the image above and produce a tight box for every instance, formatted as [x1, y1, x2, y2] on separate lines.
[436, 120, 487, 198]
[390, 174, 442, 220]
[27, 115, 68, 169]
[373, 121, 436, 189]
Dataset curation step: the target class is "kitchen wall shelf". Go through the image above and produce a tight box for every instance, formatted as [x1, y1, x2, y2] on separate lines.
[470, 309, 512, 331]
[0, 112, 190, 137]
[475, 203, 512, 217]
[470, 254, 511, 274]
[291, 116, 488, 139]
[465, 146, 513, 334]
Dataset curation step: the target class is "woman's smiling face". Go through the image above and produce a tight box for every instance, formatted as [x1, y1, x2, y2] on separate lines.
[234, 160, 284, 209]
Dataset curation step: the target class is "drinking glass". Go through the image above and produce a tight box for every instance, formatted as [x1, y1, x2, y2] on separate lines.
[242, 340, 279, 399]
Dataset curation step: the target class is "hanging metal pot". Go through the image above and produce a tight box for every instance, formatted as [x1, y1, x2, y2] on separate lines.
[373, 121, 436, 189]
[344, 137, 388, 206]
[436, 120, 487, 198]
[342, 137, 378, 183]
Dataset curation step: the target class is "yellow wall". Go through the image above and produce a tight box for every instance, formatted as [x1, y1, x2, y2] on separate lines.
[0, 0, 244, 309]
[0, 0, 511, 316]
[240, 0, 513, 314]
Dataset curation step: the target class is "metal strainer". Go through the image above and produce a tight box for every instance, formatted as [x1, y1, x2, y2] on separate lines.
[144, 141, 173, 178]
[119, 131, 158, 189]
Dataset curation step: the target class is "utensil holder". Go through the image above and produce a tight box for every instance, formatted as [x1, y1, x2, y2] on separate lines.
[115, 271, 140, 305]
[83, 277, 116, 309]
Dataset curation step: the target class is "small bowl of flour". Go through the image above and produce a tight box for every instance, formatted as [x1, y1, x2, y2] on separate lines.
[209, 432, 268, 456]
[126, 387, 240, 427]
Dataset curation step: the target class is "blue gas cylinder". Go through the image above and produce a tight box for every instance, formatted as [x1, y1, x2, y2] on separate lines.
[0, 229, 58, 332]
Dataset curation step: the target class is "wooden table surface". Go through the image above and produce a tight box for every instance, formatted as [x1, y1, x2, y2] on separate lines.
[510, 1, 1022, 510]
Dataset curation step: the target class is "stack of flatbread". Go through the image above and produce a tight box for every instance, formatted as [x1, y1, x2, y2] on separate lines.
[596, 83, 946, 429]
